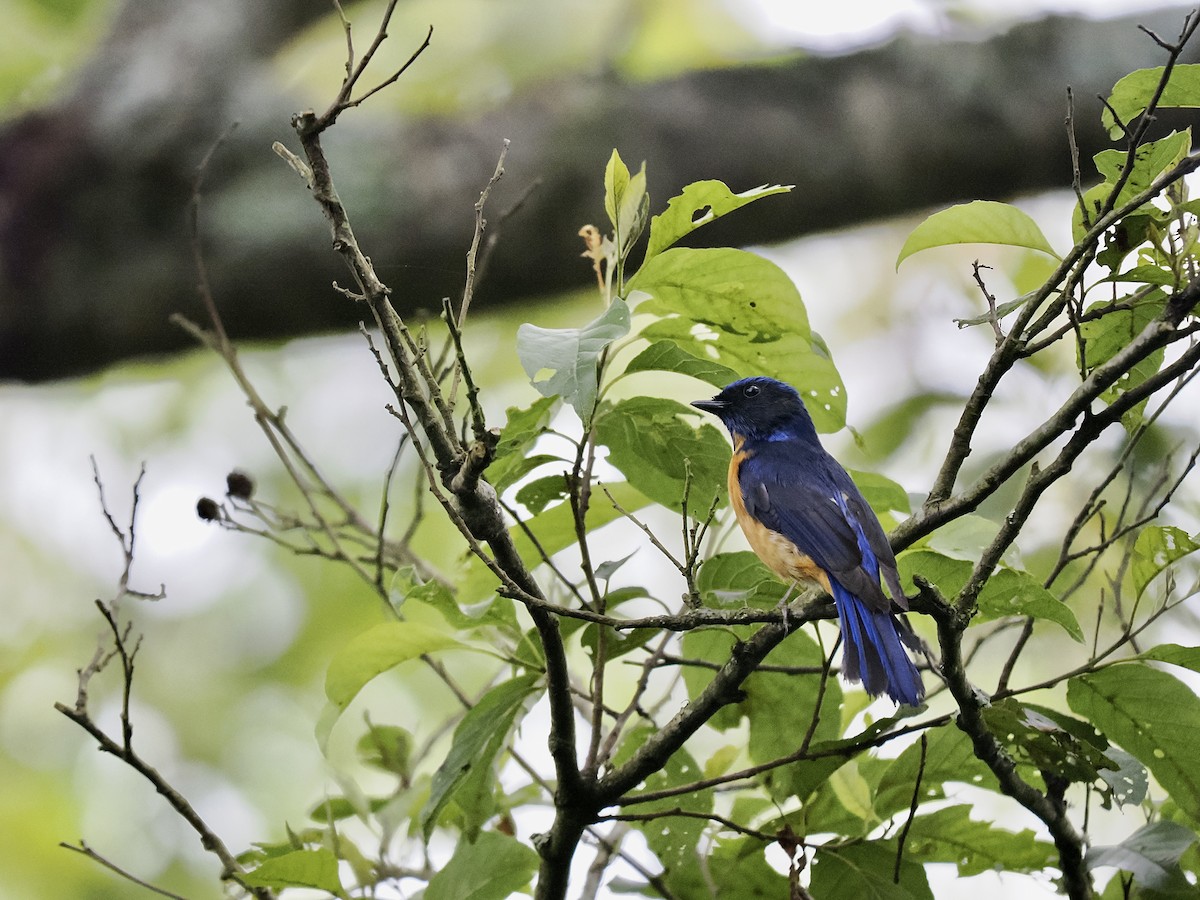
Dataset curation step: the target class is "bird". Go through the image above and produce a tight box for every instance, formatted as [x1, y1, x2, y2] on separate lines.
[691, 376, 925, 706]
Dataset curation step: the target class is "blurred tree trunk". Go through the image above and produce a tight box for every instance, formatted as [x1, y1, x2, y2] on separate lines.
[1, 3, 1195, 380]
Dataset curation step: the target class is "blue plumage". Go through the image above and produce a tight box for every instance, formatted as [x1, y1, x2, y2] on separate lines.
[692, 376, 925, 706]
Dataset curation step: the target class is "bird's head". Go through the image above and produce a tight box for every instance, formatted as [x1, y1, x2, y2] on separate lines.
[691, 376, 817, 444]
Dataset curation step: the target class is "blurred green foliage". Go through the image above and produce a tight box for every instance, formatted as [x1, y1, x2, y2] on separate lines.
[0, 0, 119, 113]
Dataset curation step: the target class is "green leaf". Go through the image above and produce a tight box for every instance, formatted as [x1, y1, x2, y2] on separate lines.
[593, 396, 729, 511]
[848, 469, 911, 516]
[241, 848, 342, 892]
[1077, 293, 1167, 430]
[810, 841, 933, 900]
[1110, 264, 1179, 286]
[904, 805, 1055, 876]
[357, 724, 413, 777]
[630, 246, 846, 432]
[644, 179, 792, 265]
[487, 396, 560, 492]
[745, 630, 844, 803]
[694, 550, 784, 608]
[612, 725, 712, 872]
[1104, 65, 1200, 136]
[982, 698, 1115, 785]
[396, 568, 516, 633]
[828, 760, 876, 825]
[514, 472, 568, 515]
[422, 674, 540, 840]
[623, 339, 740, 388]
[605, 150, 649, 263]
[977, 569, 1083, 642]
[517, 298, 631, 423]
[1068, 664, 1200, 821]
[1132, 526, 1200, 599]
[1075, 132, 1190, 242]
[651, 834, 786, 896]
[307, 795, 389, 823]
[325, 622, 465, 713]
[924, 514, 1002, 561]
[896, 200, 1059, 268]
[896, 549, 970, 598]
[679, 629, 750, 731]
[604, 149, 631, 231]
[899, 550, 1081, 640]
[955, 291, 1036, 328]
[1086, 821, 1200, 892]
[1140, 643, 1200, 673]
[424, 830, 539, 900]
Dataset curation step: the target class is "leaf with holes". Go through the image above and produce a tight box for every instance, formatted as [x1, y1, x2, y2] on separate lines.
[1131, 526, 1200, 599]
[1103, 65, 1200, 136]
[630, 247, 846, 432]
[643, 179, 791, 265]
[1068, 664, 1200, 821]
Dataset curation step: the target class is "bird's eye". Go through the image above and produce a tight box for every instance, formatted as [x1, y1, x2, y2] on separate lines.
[743, 384, 760, 398]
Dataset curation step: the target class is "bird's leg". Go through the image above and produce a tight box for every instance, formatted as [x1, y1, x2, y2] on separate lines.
[777, 580, 799, 631]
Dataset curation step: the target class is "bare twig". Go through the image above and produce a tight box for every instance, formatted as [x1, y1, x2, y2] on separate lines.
[60, 842, 190, 900]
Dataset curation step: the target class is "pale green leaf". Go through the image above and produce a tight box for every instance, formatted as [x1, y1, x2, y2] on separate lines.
[1103, 64, 1200, 136]
[977, 569, 1083, 642]
[1132, 525, 1200, 599]
[242, 848, 342, 892]
[603, 149, 631, 230]
[896, 200, 1059, 268]
[325, 622, 465, 712]
[517, 298, 631, 422]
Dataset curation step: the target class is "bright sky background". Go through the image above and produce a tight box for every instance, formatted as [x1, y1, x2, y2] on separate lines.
[747, 0, 1186, 48]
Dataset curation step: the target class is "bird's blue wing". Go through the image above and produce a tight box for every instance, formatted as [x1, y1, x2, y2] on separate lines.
[738, 444, 892, 612]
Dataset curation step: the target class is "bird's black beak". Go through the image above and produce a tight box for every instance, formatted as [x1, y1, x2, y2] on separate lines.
[690, 398, 726, 414]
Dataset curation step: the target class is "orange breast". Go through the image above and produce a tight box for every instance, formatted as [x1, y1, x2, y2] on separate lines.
[728, 444, 832, 593]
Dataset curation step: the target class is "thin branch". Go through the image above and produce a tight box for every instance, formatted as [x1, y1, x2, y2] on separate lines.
[60, 842, 190, 900]
[919, 151, 1200, 509]
[893, 733, 927, 883]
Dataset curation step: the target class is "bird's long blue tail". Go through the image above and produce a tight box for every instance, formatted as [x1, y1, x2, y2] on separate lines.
[831, 582, 924, 706]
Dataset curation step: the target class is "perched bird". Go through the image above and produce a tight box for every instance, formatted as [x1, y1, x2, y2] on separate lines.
[692, 376, 924, 705]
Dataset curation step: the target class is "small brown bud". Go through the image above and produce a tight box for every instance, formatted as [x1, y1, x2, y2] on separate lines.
[196, 497, 221, 521]
[226, 470, 255, 500]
